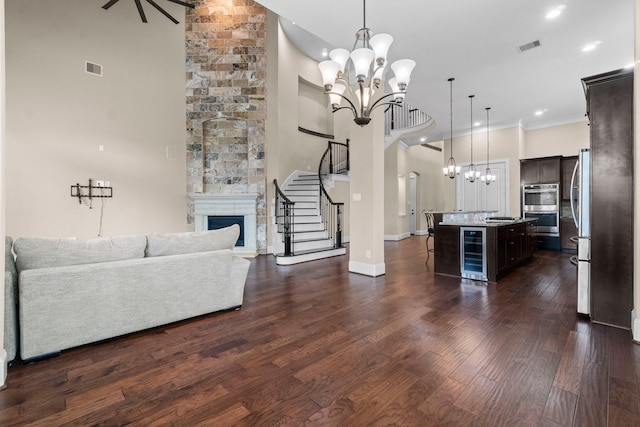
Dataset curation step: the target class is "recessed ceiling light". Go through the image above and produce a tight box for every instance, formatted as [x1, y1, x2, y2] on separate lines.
[546, 5, 566, 20]
[624, 63, 635, 69]
[474, 121, 482, 127]
[535, 110, 544, 116]
[321, 48, 328, 58]
[420, 137, 426, 142]
[582, 41, 602, 52]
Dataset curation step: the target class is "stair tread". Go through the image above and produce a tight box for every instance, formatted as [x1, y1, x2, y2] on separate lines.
[275, 246, 345, 257]
[293, 237, 331, 243]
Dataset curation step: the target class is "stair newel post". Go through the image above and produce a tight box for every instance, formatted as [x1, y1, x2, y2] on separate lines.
[335, 204, 342, 248]
[328, 140, 334, 174]
[283, 201, 293, 256]
[346, 139, 350, 172]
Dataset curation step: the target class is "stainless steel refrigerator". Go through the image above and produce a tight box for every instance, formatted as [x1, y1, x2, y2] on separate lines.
[570, 148, 590, 315]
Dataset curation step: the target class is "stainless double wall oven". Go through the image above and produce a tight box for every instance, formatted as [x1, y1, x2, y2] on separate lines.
[522, 183, 559, 236]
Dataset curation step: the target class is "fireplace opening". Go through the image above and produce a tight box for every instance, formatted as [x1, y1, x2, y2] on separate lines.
[208, 216, 244, 247]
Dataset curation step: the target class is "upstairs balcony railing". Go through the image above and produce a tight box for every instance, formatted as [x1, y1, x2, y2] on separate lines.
[385, 102, 433, 136]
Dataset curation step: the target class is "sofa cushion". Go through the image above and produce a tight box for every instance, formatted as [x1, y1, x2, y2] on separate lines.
[13, 235, 147, 271]
[145, 225, 240, 257]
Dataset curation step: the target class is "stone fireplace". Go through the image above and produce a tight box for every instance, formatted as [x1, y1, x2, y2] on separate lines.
[191, 193, 258, 255]
[185, 1, 267, 254]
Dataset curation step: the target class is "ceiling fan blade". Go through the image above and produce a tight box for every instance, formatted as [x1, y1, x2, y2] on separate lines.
[102, 0, 121, 10]
[165, 0, 195, 9]
[134, 0, 148, 23]
[146, 0, 179, 24]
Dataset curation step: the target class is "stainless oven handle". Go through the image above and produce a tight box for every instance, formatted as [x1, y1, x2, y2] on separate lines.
[570, 159, 579, 228]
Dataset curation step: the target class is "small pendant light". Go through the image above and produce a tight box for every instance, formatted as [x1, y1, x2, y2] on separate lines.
[481, 107, 497, 185]
[465, 95, 480, 182]
[442, 78, 460, 178]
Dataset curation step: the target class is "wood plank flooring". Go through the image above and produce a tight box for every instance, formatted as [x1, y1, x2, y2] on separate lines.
[1, 236, 640, 426]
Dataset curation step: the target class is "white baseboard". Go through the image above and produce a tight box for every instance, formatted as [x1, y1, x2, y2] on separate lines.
[632, 309, 640, 342]
[414, 229, 428, 236]
[384, 232, 411, 241]
[349, 261, 386, 277]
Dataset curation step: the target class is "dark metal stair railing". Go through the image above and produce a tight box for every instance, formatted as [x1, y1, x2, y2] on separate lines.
[384, 102, 432, 136]
[318, 140, 349, 249]
[327, 138, 350, 175]
[273, 179, 295, 256]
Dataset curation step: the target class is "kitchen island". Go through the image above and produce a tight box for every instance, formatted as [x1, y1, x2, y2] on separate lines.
[434, 212, 537, 282]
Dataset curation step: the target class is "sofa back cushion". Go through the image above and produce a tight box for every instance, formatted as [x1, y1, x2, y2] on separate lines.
[145, 225, 240, 257]
[13, 235, 147, 272]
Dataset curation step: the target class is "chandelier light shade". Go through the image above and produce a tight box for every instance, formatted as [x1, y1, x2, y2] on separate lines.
[317, 0, 416, 126]
[442, 77, 461, 179]
[465, 95, 481, 182]
[480, 107, 497, 184]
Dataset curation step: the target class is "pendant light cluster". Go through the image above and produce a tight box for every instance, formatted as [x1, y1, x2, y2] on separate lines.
[442, 80, 497, 185]
[318, 0, 416, 127]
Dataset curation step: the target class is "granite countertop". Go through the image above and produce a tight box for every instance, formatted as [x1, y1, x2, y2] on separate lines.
[438, 218, 537, 227]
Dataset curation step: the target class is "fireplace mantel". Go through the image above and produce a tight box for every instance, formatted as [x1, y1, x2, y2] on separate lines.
[190, 193, 258, 256]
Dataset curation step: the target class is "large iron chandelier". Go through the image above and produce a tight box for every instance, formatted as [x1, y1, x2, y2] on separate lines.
[317, 0, 416, 126]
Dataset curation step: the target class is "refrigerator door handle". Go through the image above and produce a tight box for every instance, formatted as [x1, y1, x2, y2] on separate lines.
[570, 159, 579, 228]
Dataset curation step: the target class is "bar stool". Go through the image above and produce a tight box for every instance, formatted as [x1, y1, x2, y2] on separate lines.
[424, 211, 435, 262]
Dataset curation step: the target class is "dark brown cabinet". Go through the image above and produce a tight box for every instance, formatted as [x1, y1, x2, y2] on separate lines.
[582, 69, 633, 329]
[520, 157, 561, 185]
[491, 221, 536, 280]
[435, 220, 537, 282]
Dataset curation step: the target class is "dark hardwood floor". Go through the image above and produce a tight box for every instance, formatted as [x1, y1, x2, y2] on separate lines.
[1, 237, 640, 426]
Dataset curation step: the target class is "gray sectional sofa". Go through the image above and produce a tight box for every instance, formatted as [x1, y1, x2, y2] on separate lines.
[5, 225, 250, 361]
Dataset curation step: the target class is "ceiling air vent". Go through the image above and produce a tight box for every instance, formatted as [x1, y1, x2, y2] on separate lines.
[85, 61, 103, 77]
[517, 40, 541, 53]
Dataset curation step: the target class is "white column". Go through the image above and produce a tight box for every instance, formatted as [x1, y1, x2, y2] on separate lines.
[348, 109, 386, 276]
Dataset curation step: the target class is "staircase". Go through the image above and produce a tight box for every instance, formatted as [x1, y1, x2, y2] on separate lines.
[273, 171, 346, 265]
[271, 100, 431, 265]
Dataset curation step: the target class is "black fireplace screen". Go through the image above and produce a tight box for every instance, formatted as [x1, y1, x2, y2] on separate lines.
[207, 216, 244, 247]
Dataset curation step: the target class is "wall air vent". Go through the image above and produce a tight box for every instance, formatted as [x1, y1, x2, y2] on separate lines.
[85, 61, 103, 77]
[517, 40, 541, 53]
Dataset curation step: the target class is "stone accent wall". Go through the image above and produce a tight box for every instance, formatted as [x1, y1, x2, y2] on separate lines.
[185, 0, 267, 253]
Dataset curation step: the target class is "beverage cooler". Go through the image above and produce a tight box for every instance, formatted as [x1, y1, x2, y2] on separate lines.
[460, 227, 487, 281]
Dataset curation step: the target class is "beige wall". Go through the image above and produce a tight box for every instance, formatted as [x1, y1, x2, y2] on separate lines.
[407, 142, 446, 229]
[384, 140, 446, 237]
[523, 121, 589, 159]
[5, 0, 187, 239]
[269, 19, 333, 185]
[384, 141, 402, 236]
